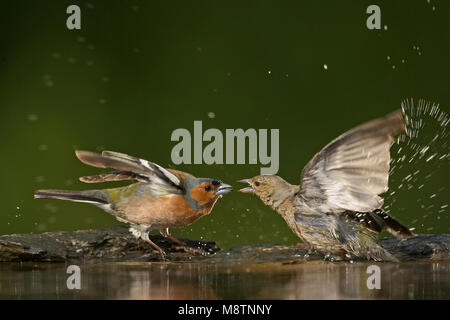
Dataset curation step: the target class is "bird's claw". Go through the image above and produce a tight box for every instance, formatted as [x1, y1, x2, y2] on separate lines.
[153, 248, 167, 261]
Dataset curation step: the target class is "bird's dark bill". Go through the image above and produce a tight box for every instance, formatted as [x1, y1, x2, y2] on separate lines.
[216, 183, 233, 196]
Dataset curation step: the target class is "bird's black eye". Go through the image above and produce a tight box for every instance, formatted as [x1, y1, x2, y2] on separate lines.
[254, 181, 260, 186]
[211, 180, 220, 186]
[204, 185, 212, 192]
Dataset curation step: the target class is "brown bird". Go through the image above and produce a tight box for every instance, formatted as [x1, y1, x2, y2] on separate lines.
[239, 110, 413, 262]
[34, 150, 232, 259]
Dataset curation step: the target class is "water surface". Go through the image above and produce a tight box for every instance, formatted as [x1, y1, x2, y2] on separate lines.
[1, 260, 449, 299]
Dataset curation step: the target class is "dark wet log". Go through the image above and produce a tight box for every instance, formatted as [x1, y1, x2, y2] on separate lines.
[0, 227, 449, 262]
[206, 234, 450, 264]
[379, 234, 450, 261]
[0, 227, 219, 262]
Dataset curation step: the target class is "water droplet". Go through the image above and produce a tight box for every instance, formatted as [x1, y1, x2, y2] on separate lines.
[28, 114, 38, 121]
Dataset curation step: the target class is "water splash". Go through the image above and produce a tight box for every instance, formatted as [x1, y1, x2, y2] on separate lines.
[385, 98, 449, 232]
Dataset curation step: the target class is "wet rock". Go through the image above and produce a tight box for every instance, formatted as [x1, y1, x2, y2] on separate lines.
[380, 234, 450, 261]
[203, 244, 320, 265]
[0, 227, 449, 263]
[201, 234, 450, 264]
[0, 227, 219, 262]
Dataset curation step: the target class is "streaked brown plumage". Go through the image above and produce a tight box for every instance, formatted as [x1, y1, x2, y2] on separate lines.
[239, 110, 413, 262]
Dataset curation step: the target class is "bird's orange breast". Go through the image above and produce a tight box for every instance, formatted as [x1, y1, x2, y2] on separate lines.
[115, 193, 213, 229]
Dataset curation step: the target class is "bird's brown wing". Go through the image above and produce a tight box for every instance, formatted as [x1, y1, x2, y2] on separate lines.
[297, 110, 405, 214]
[75, 150, 184, 193]
[166, 169, 195, 181]
[79, 171, 146, 183]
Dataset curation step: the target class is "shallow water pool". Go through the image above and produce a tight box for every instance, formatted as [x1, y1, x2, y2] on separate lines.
[1, 260, 449, 299]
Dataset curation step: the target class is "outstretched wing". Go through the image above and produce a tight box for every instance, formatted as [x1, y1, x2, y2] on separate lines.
[298, 110, 405, 214]
[75, 150, 184, 193]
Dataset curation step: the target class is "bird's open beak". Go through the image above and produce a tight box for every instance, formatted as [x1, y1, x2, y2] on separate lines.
[216, 183, 233, 196]
[237, 179, 254, 194]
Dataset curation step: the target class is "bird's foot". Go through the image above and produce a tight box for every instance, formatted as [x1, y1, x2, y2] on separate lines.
[294, 242, 316, 260]
[159, 229, 211, 257]
[148, 245, 167, 261]
[142, 242, 167, 260]
[142, 236, 167, 260]
[154, 248, 167, 261]
[323, 254, 343, 262]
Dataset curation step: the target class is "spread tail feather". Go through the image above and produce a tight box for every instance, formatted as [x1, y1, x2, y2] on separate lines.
[382, 216, 414, 240]
[34, 189, 110, 206]
[345, 209, 414, 240]
[369, 209, 414, 239]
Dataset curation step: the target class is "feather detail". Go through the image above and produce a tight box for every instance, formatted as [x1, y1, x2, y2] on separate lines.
[101, 151, 181, 188]
[75, 150, 184, 193]
[298, 109, 405, 213]
[343, 209, 413, 239]
[79, 171, 148, 183]
[34, 189, 109, 205]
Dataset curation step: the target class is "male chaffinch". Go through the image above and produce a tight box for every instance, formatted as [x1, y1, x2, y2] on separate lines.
[35, 150, 232, 259]
[239, 110, 413, 262]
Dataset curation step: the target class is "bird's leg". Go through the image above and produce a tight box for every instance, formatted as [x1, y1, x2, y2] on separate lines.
[160, 228, 185, 246]
[130, 225, 167, 260]
[323, 253, 343, 262]
[160, 228, 209, 256]
[295, 242, 314, 259]
[141, 231, 166, 260]
[307, 244, 316, 256]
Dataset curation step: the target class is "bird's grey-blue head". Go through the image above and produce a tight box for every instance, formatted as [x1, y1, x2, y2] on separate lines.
[184, 177, 233, 210]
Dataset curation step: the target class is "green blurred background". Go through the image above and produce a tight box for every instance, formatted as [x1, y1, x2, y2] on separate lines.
[1, 0, 448, 250]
